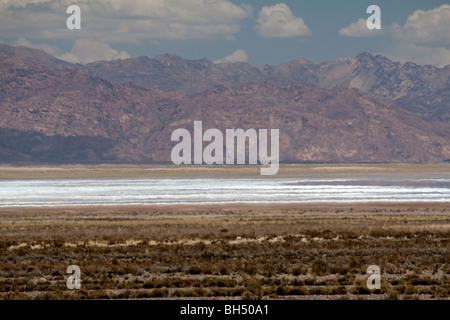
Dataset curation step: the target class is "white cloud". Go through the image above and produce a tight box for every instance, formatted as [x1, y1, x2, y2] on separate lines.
[256, 3, 310, 38]
[339, 18, 383, 37]
[214, 49, 248, 64]
[13, 37, 33, 47]
[392, 4, 450, 46]
[59, 39, 130, 64]
[0, 0, 53, 10]
[384, 43, 450, 68]
[339, 4, 450, 67]
[0, 0, 251, 41]
[387, 5, 450, 67]
[340, 5, 450, 43]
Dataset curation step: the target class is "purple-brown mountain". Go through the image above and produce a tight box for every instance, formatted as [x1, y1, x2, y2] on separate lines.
[1, 44, 450, 164]
[2, 44, 448, 122]
[83, 52, 450, 123]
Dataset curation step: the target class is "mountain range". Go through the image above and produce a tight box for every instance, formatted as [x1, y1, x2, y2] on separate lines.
[1, 43, 449, 164]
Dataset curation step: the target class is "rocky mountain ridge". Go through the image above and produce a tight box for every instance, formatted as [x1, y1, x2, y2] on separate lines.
[1, 45, 449, 164]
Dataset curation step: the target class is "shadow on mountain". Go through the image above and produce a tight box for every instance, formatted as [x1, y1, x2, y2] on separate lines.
[0, 128, 117, 164]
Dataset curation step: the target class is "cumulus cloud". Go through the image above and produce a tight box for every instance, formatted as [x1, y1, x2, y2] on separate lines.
[384, 43, 450, 68]
[339, 4, 450, 67]
[13, 37, 33, 47]
[0, 0, 53, 10]
[340, 4, 450, 42]
[339, 18, 383, 37]
[0, 0, 252, 41]
[256, 3, 310, 38]
[392, 4, 450, 46]
[214, 49, 248, 64]
[388, 5, 450, 67]
[59, 39, 130, 64]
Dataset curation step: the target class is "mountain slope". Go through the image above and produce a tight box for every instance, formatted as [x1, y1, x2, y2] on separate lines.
[2, 44, 448, 122]
[1, 56, 450, 164]
[270, 52, 450, 122]
[0, 44, 76, 69]
[83, 54, 266, 93]
[83, 51, 450, 122]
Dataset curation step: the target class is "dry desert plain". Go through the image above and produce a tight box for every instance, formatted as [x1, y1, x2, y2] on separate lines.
[0, 164, 449, 300]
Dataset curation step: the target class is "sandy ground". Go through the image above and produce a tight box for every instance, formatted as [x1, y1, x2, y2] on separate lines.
[1, 201, 449, 215]
[0, 163, 449, 179]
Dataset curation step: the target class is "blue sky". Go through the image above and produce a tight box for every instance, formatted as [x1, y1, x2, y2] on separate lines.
[1, 0, 449, 66]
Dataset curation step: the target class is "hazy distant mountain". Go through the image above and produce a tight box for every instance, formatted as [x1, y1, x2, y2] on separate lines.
[84, 51, 450, 123]
[268, 52, 450, 122]
[1, 52, 450, 164]
[83, 54, 266, 93]
[0, 44, 77, 70]
[2, 43, 448, 122]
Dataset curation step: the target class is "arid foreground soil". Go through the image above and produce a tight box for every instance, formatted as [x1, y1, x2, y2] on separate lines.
[0, 203, 448, 300]
[1, 163, 450, 179]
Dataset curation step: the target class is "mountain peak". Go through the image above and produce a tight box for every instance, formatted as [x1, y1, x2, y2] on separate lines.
[2, 55, 450, 164]
[155, 53, 183, 62]
[1, 46, 450, 164]
[290, 57, 312, 65]
[0, 43, 75, 69]
[136, 55, 152, 61]
[355, 52, 375, 62]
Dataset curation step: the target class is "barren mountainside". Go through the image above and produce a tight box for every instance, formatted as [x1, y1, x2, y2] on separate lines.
[1, 44, 450, 164]
[3, 44, 448, 122]
[80, 50, 450, 122]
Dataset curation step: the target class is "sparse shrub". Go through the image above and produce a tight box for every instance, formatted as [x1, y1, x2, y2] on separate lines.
[332, 286, 347, 295]
[52, 239, 64, 248]
[242, 264, 257, 275]
[242, 290, 261, 300]
[386, 284, 399, 300]
[186, 265, 202, 275]
[350, 285, 371, 295]
[309, 287, 332, 295]
[230, 287, 245, 297]
[337, 277, 352, 285]
[404, 285, 419, 295]
[292, 267, 306, 276]
[276, 286, 288, 296]
[311, 260, 328, 276]
[89, 289, 110, 299]
[135, 290, 151, 299]
[201, 277, 236, 288]
[287, 286, 308, 295]
[407, 276, 439, 286]
[219, 266, 228, 275]
[149, 288, 169, 298]
[142, 281, 155, 289]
